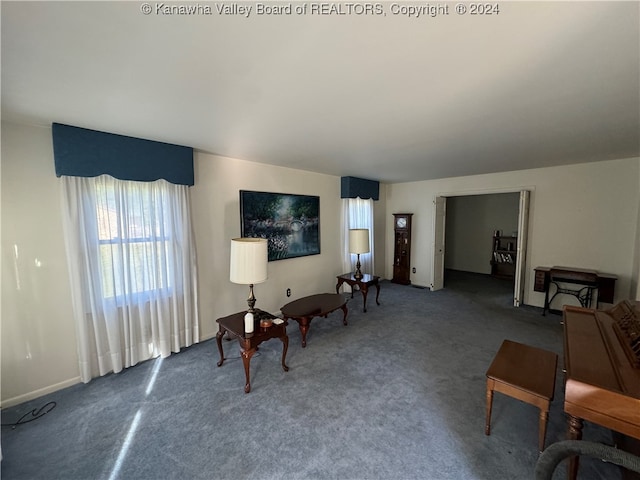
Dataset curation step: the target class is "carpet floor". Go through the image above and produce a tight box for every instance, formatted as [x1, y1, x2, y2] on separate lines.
[1, 270, 621, 479]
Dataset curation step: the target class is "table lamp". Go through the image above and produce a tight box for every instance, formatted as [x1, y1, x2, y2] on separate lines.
[230, 238, 268, 332]
[349, 229, 370, 280]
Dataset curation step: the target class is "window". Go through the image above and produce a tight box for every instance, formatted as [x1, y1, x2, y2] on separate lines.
[54, 123, 198, 382]
[60, 174, 199, 381]
[95, 179, 173, 302]
[341, 197, 374, 275]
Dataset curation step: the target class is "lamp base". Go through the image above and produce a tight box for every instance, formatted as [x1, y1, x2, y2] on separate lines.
[354, 254, 363, 280]
[247, 284, 257, 313]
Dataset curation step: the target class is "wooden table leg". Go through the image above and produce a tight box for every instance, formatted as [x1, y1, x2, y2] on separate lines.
[361, 283, 369, 312]
[296, 317, 311, 348]
[538, 405, 549, 452]
[485, 379, 494, 435]
[335, 278, 344, 294]
[340, 304, 348, 325]
[240, 347, 257, 393]
[374, 282, 380, 306]
[280, 335, 289, 372]
[216, 328, 226, 367]
[567, 414, 584, 480]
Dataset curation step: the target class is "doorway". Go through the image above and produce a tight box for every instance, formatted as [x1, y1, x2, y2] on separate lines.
[431, 190, 530, 307]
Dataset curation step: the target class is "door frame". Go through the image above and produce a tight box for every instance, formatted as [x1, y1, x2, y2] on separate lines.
[431, 196, 446, 291]
[431, 187, 533, 307]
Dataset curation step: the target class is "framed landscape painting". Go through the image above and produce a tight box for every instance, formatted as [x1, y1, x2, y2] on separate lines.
[240, 190, 320, 261]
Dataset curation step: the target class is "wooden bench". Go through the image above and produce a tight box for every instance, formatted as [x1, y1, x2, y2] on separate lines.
[485, 339, 558, 452]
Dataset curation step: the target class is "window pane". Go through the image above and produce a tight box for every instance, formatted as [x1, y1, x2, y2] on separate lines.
[95, 179, 174, 302]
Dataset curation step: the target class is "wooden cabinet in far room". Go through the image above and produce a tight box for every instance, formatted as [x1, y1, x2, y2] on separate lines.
[490, 233, 517, 280]
[392, 214, 412, 285]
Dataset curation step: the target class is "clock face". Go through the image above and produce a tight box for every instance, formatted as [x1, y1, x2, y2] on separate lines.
[396, 217, 407, 228]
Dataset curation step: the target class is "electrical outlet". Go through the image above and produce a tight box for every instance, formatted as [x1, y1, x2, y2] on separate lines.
[412, 267, 416, 273]
[286, 288, 291, 297]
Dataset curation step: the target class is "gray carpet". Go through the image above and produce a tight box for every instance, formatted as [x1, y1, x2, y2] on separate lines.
[1, 271, 620, 479]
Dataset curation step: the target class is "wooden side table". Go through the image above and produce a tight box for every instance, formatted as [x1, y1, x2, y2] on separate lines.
[215, 309, 289, 393]
[281, 293, 348, 347]
[485, 339, 557, 453]
[336, 272, 380, 312]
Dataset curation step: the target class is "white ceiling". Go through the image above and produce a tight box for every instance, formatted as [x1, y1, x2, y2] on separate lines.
[2, 1, 639, 183]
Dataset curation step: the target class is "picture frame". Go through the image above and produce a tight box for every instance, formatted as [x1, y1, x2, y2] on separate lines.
[240, 190, 320, 261]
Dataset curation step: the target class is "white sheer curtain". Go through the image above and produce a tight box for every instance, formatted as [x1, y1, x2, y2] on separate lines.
[341, 197, 375, 277]
[60, 175, 199, 382]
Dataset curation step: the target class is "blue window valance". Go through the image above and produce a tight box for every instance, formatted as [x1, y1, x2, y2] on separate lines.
[341, 176, 379, 201]
[52, 123, 194, 186]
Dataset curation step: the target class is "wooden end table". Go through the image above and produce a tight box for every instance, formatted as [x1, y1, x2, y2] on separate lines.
[280, 293, 348, 348]
[336, 272, 380, 312]
[485, 339, 557, 452]
[215, 309, 289, 393]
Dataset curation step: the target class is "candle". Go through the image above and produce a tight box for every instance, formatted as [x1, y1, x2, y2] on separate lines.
[244, 312, 254, 334]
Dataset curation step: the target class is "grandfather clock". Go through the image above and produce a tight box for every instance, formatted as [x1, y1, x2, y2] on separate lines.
[392, 214, 412, 285]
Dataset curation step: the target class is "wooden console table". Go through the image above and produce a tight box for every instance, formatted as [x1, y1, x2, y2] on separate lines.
[215, 309, 289, 393]
[534, 266, 617, 315]
[280, 293, 348, 347]
[336, 272, 380, 312]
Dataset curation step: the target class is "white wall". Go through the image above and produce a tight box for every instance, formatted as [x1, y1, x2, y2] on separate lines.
[1, 121, 387, 406]
[373, 183, 387, 277]
[634, 166, 640, 299]
[1, 122, 80, 405]
[191, 152, 345, 341]
[385, 158, 640, 306]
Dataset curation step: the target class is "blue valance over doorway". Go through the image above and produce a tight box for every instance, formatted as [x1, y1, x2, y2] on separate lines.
[52, 123, 194, 186]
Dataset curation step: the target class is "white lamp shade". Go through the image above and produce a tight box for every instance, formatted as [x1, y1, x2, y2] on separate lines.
[349, 229, 370, 254]
[229, 238, 268, 285]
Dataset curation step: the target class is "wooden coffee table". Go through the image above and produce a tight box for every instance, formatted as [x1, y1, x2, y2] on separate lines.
[336, 272, 380, 312]
[280, 293, 348, 347]
[215, 309, 289, 393]
[485, 339, 557, 452]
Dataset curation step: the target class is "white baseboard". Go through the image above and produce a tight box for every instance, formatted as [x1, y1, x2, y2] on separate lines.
[199, 332, 217, 341]
[1, 337, 217, 409]
[1, 376, 82, 409]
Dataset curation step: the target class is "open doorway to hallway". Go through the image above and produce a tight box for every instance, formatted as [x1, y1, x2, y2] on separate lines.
[443, 193, 520, 294]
